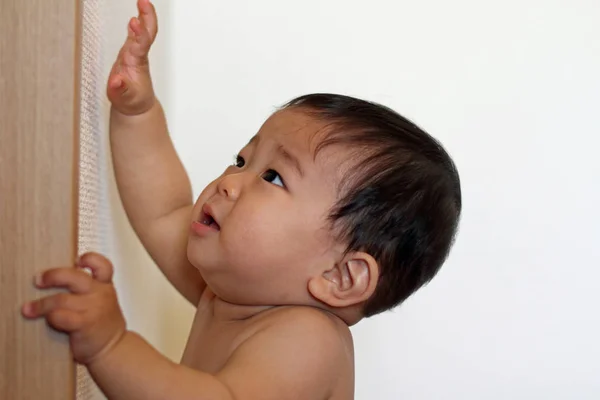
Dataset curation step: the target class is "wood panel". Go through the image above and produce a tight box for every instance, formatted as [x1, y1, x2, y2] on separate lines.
[0, 0, 80, 398]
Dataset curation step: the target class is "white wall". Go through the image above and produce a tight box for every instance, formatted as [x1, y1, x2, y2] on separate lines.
[115, 0, 600, 398]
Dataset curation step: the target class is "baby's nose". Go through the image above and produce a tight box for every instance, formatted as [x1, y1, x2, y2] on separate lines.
[217, 172, 245, 200]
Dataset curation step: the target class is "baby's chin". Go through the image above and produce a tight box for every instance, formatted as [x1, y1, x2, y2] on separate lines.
[185, 247, 203, 271]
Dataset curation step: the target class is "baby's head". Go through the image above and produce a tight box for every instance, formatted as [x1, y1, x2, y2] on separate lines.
[189, 93, 461, 323]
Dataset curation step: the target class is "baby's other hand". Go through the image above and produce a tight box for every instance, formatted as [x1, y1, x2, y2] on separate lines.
[107, 0, 158, 116]
[22, 253, 126, 365]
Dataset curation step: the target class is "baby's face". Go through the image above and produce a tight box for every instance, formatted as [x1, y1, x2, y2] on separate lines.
[188, 109, 348, 305]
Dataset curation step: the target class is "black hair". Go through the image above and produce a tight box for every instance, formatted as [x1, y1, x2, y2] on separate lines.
[283, 93, 462, 317]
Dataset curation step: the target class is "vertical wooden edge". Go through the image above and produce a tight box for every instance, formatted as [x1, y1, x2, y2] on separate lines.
[0, 0, 82, 397]
[72, 0, 82, 262]
[70, 0, 83, 398]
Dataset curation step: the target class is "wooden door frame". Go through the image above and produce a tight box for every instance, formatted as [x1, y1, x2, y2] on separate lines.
[0, 0, 81, 398]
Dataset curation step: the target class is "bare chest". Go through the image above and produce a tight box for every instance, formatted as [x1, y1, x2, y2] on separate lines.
[177, 292, 355, 400]
[179, 295, 265, 373]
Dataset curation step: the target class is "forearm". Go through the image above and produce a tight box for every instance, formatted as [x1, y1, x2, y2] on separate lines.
[88, 331, 234, 400]
[110, 100, 193, 233]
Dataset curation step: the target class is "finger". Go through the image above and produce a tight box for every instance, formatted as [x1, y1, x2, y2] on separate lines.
[138, 0, 158, 40]
[108, 74, 125, 90]
[77, 252, 114, 283]
[22, 293, 84, 318]
[107, 72, 131, 98]
[128, 17, 152, 57]
[35, 267, 94, 294]
[46, 310, 84, 333]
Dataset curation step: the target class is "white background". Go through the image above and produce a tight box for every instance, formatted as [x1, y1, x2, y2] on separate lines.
[104, 1, 600, 399]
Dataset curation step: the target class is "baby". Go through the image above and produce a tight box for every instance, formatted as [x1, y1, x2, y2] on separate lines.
[22, 0, 461, 399]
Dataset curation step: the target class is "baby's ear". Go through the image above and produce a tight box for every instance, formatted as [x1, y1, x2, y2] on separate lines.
[308, 252, 379, 309]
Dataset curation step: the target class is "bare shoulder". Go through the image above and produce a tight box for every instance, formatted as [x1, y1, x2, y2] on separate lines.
[217, 306, 355, 400]
[264, 306, 352, 340]
[261, 306, 355, 367]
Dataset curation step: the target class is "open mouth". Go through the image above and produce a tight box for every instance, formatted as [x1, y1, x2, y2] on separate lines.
[199, 211, 220, 231]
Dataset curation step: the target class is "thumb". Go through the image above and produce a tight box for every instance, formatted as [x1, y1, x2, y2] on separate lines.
[77, 253, 114, 283]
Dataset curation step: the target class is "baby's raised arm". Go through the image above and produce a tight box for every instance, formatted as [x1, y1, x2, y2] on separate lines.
[107, 0, 205, 304]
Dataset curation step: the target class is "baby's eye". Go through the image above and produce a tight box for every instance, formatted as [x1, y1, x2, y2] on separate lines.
[233, 155, 245, 168]
[262, 169, 285, 188]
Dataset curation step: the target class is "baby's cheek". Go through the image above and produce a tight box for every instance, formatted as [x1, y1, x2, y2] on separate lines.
[219, 210, 264, 260]
[221, 212, 290, 265]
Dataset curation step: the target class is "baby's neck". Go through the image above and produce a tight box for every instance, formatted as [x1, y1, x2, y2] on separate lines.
[201, 288, 362, 326]
[206, 292, 275, 322]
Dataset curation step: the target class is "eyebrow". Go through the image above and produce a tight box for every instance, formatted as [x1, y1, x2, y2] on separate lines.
[247, 135, 304, 178]
[276, 144, 304, 178]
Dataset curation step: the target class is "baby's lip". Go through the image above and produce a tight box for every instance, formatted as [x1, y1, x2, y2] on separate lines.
[199, 203, 220, 230]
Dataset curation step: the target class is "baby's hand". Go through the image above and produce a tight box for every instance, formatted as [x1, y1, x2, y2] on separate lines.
[107, 0, 158, 116]
[22, 253, 126, 365]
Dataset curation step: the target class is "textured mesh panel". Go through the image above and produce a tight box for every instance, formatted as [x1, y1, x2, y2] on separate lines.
[77, 0, 110, 398]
